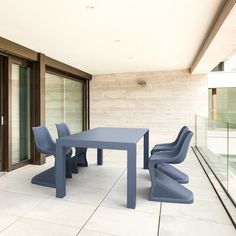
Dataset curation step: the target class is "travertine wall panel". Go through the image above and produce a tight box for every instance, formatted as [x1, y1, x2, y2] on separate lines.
[90, 70, 208, 146]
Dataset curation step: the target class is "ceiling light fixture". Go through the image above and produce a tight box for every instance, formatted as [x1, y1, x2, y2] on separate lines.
[113, 40, 120, 43]
[85, 5, 95, 9]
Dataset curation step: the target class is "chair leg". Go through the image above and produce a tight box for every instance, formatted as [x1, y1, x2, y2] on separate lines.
[148, 161, 193, 204]
[31, 167, 56, 188]
[66, 154, 72, 178]
[71, 156, 79, 174]
[76, 148, 88, 167]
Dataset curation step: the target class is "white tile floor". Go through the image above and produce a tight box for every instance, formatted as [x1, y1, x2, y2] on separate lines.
[0, 148, 235, 236]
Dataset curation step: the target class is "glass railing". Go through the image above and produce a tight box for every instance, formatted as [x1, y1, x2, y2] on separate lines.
[195, 115, 236, 205]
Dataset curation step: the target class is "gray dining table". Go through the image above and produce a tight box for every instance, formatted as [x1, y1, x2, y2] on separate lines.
[55, 127, 149, 209]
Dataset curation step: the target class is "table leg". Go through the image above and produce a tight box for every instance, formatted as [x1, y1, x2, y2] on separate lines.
[56, 143, 66, 198]
[127, 144, 136, 209]
[97, 149, 103, 165]
[144, 130, 149, 169]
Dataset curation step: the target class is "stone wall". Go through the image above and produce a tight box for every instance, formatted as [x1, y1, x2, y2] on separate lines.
[90, 70, 208, 146]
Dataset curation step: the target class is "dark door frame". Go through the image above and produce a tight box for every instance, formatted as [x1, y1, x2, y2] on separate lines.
[0, 55, 9, 171]
[0, 37, 91, 171]
[3, 56, 33, 171]
[0, 56, 3, 171]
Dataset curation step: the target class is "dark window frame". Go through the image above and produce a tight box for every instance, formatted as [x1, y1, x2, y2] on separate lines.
[0, 37, 91, 171]
[8, 57, 32, 171]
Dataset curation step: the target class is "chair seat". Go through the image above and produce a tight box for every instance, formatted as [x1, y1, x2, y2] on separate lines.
[149, 152, 176, 164]
[151, 143, 174, 154]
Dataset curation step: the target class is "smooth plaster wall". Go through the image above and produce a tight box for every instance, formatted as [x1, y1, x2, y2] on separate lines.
[90, 70, 208, 146]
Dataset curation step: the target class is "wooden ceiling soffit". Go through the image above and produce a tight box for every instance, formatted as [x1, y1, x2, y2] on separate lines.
[191, 0, 236, 74]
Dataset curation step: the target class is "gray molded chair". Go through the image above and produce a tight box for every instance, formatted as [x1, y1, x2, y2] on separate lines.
[31, 126, 73, 188]
[154, 130, 193, 184]
[56, 123, 88, 168]
[151, 126, 189, 154]
[150, 126, 190, 184]
[148, 130, 193, 204]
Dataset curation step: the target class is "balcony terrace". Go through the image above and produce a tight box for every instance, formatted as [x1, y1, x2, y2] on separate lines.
[0, 147, 235, 236]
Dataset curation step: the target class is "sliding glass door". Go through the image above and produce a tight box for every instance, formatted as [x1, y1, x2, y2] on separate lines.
[45, 72, 84, 139]
[0, 39, 90, 172]
[9, 60, 31, 167]
[0, 58, 87, 172]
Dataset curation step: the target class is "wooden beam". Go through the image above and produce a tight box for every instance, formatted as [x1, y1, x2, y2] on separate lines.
[0, 36, 92, 79]
[34, 53, 46, 165]
[0, 37, 38, 61]
[45, 56, 91, 80]
[37, 53, 46, 126]
[1, 57, 9, 171]
[212, 88, 217, 120]
[191, 0, 236, 74]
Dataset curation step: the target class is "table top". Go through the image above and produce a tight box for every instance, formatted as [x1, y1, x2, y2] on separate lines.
[58, 127, 148, 144]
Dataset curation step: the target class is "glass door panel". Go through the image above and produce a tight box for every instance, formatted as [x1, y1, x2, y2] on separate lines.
[45, 72, 83, 140]
[10, 63, 30, 165]
[64, 79, 83, 133]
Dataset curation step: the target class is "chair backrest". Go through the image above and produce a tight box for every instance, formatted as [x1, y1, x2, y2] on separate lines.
[172, 130, 193, 164]
[173, 126, 189, 145]
[56, 122, 71, 138]
[32, 126, 56, 155]
[159, 126, 189, 155]
[173, 126, 189, 148]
